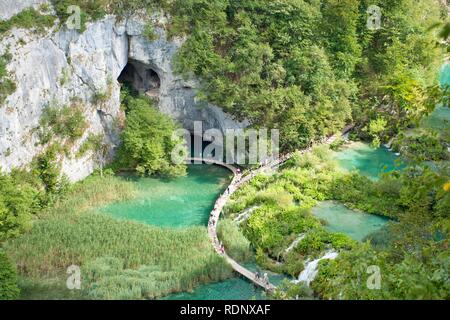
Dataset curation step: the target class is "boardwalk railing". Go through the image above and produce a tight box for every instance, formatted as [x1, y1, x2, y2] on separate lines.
[186, 128, 353, 293]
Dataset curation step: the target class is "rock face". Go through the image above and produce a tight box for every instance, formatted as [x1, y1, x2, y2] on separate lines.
[125, 15, 246, 133]
[0, 7, 245, 181]
[0, 0, 49, 20]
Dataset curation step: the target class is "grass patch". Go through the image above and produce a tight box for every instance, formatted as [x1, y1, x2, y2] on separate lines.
[17, 277, 86, 300]
[0, 51, 16, 105]
[4, 174, 232, 299]
[217, 218, 253, 263]
[0, 8, 56, 35]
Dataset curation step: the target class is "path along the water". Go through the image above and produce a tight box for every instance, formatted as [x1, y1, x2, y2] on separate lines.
[186, 130, 346, 293]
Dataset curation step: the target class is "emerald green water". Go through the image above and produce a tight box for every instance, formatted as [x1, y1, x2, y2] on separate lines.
[164, 278, 265, 300]
[97, 65, 447, 300]
[312, 201, 389, 241]
[440, 63, 450, 87]
[164, 262, 287, 300]
[334, 142, 404, 180]
[100, 165, 231, 227]
[99, 164, 271, 300]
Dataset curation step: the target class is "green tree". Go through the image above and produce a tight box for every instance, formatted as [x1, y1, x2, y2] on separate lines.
[0, 250, 20, 300]
[0, 172, 36, 241]
[115, 96, 187, 177]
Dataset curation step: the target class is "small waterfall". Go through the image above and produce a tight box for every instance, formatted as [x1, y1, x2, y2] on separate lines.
[285, 233, 306, 253]
[294, 250, 338, 286]
[233, 206, 260, 224]
[383, 137, 394, 150]
[342, 132, 350, 141]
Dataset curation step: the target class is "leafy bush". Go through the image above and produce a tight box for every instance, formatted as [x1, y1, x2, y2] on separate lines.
[0, 52, 16, 105]
[76, 134, 104, 158]
[0, 145, 70, 242]
[272, 279, 314, 300]
[312, 241, 450, 300]
[31, 146, 68, 198]
[143, 23, 158, 41]
[393, 130, 448, 162]
[38, 102, 87, 144]
[0, 250, 20, 300]
[114, 95, 187, 177]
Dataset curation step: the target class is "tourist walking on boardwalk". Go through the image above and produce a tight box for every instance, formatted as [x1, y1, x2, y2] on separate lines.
[263, 273, 269, 285]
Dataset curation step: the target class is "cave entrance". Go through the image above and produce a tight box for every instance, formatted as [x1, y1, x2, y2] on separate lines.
[118, 60, 161, 99]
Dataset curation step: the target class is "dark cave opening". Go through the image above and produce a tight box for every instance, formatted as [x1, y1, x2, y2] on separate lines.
[118, 60, 161, 99]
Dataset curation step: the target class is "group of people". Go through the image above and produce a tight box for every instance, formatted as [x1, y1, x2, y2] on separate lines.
[254, 272, 270, 286]
[218, 241, 225, 254]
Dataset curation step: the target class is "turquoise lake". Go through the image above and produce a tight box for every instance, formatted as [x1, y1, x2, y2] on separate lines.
[98, 72, 449, 298]
[333, 141, 404, 180]
[312, 201, 389, 241]
[100, 165, 231, 228]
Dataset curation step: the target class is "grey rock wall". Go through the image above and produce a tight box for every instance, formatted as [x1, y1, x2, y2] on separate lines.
[0, 8, 245, 181]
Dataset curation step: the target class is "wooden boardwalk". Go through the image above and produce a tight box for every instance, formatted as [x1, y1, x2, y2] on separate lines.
[185, 126, 353, 293]
[186, 157, 276, 291]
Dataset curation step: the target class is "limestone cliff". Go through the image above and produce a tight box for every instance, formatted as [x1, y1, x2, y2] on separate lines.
[0, 5, 244, 181]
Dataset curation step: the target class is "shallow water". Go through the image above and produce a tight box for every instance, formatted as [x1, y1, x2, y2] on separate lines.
[164, 277, 266, 300]
[100, 165, 231, 227]
[440, 63, 450, 86]
[99, 164, 272, 300]
[100, 144, 394, 299]
[312, 201, 389, 241]
[333, 142, 404, 180]
[164, 262, 288, 300]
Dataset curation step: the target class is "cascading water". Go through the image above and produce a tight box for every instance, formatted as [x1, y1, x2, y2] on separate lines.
[285, 234, 306, 253]
[294, 250, 338, 286]
[234, 206, 260, 224]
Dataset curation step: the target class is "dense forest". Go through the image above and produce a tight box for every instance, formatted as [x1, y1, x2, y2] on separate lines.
[0, 0, 448, 300]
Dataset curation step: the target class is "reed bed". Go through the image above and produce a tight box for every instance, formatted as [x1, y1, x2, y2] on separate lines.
[217, 218, 253, 263]
[41, 174, 137, 218]
[4, 175, 232, 299]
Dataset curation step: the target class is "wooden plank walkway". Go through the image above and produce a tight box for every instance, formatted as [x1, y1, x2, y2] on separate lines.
[185, 126, 354, 293]
[186, 157, 276, 292]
